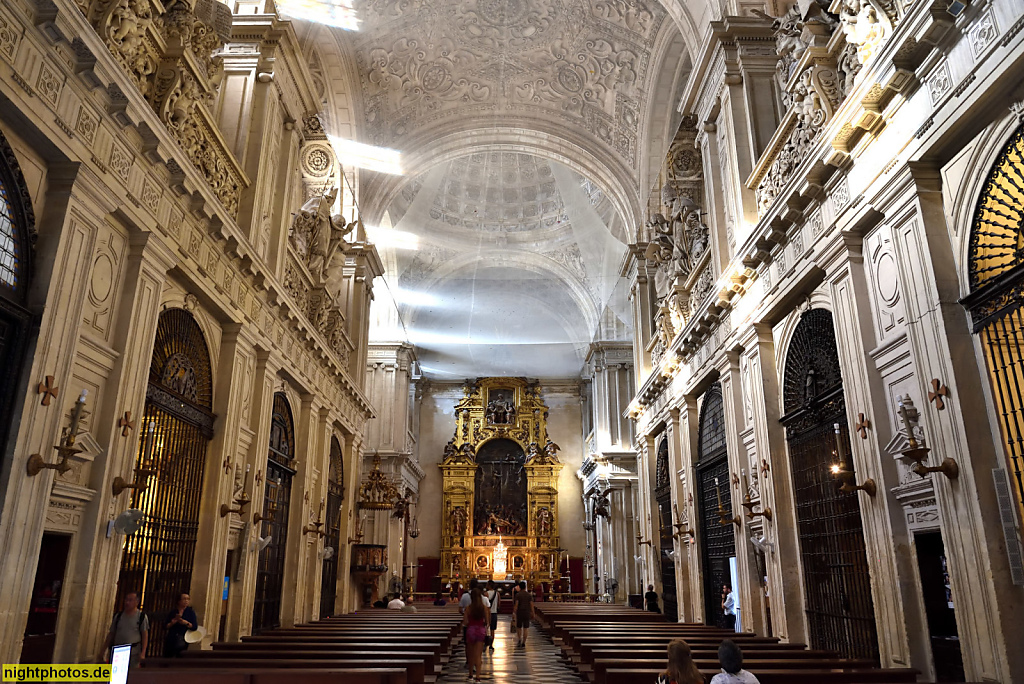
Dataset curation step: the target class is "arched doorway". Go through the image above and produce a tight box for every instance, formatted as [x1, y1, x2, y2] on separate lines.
[320, 435, 344, 617]
[118, 308, 215, 656]
[695, 382, 735, 628]
[252, 392, 296, 633]
[0, 131, 35, 483]
[780, 307, 878, 661]
[473, 438, 527, 536]
[961, 123, 1024, 527]
[654, 438, 678, 621]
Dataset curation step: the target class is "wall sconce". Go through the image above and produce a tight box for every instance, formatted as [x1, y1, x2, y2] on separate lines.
[830, 463, 878, 496]
[741, 494, 772, 522]
[897, 397, 959, 480]
[830, 423, 876, 496]
[714, 477, 741, 527]
[27, 390, 88, 477]
[672, 504, 695, 540]
[113, 420, 159, 497]
[348, 514, 365, 544]
[303, 520, 327, 538]
[220, 464, 252, 517]
[220, 493, 251, 518]
[254, 501, 276, 526]
[408, 518, 421, 539]
[113, 460, 157, 497]
[635, 533, 652, 547]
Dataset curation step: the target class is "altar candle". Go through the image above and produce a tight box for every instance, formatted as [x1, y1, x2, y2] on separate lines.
[714, 477, 723, 508]
[898, 400, 917, 446]
[69, 390, 88, 436]
[143, 420, 156, 462]
[834, 423, 845, 461]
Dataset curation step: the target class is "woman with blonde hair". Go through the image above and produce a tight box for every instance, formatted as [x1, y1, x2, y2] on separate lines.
[462, 588, 490, 682]
[656, 638, 704, 684]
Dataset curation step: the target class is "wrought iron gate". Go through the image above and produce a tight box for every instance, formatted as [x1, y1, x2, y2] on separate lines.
[655, 439, 678, 621]
[961, 123, 1024, 526]
[695, 383, 735, 628]
[118, 309, 214, 656]
[781, 308, 878, 662]
[252, 393, 295, 633]
[320, 436, 344, 618]
[0, 133, 35, 482]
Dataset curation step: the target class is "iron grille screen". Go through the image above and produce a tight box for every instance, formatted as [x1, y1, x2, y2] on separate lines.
[695, 383, 734, 628]
[963, 123, 1024, 525]
[118, 308, 214, 656]
[781, 308, 878, 662]
[320, 436, 345, 617]
[252, 393, 296, 633]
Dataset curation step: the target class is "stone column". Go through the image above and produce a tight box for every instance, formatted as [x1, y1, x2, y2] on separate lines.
[67, 228, 178, 662]
[190, 323, 258, 646]
[827, 239, 918, 668]
[623, 247, 654, 384]
[672, 394, 704, 623]
[716, 351, 765, 634]
[637, 435, 660, 594]
[308, 406, 332, 620]
[228, 348, 281, 638]
[280, 393, 322, 626]
[743, 325, 804, 643]
[665, 407, 692, 622]
[882, 165, 1024, 682]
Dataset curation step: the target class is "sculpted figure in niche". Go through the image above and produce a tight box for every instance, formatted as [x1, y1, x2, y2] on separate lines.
[450, 506, 468, 536]
[535, 507, 553, 537]
[442, 439, 457, 462]
[645, 184, 709, 298]
[290, 188, 357, 286]
[487, 391, 515, 425]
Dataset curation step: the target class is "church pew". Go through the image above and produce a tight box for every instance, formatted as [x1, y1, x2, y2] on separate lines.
[184, 648, 441, 676]
[603, 668, 918, 684]
[589, 657, 881, 684]
[129, 668, 408, 684]
[144, 657, 428, 684]
[241, 630, 455, 651]
[576, 645, 839, 667]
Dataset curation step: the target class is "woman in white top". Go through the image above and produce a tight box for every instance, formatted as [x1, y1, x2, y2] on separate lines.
[709, 639, 760, 684]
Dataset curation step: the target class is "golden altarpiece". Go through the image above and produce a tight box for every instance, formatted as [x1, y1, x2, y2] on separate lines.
[440, 378, 563, 585]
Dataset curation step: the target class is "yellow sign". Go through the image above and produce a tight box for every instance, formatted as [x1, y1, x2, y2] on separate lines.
[2, 665, 112, 682]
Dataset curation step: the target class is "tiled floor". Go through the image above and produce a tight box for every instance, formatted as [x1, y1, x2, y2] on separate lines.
[436, 614, 584, 683]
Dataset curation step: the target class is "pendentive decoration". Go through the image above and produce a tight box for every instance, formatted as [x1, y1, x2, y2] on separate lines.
[439, 377, 560, 587]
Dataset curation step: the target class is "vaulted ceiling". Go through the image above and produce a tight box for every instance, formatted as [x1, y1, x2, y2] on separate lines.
[300, 0, 693, 378]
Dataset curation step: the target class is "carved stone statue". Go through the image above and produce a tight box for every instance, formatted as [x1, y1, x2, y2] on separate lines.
[289, 188, 356, 286]
[442, 439, 456, 463]
[838, 0, 892, 64]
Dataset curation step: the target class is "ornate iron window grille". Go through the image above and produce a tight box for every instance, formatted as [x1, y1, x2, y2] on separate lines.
[320, 435, 345, 618]
[695, 383, 735, 627]
[961, 123, 1024, 526]
[118, 308, 214, 656]
[654, 439, 678, 622]
[253, 393, 296, 633]
[780, 308, 879, 662]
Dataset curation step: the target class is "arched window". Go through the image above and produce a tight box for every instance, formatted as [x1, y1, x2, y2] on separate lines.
[118, 308, 215, 656]
[694, 382, 734, 627]
[962, 123, 1024, 525]
[0, 131, 35, 487]
[253, 392, 296, 633]
[780, 308, 878, 661]
[320, 435, 345, 617]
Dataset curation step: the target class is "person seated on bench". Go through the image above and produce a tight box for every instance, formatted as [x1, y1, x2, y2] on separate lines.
[401, 595, 417, 613]
[433, 591, 447, 606]
[655, 639, 702, 684]
[710, 639, 760, 684]
[387, 594, 405, 610]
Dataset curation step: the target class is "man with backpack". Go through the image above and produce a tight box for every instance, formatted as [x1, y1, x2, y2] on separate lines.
[101, 590, 149, 667]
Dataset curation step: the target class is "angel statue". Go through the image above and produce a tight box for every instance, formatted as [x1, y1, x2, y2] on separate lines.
[542, 438, 561, 463]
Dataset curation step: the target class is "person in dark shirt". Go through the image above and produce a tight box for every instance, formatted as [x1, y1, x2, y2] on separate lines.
[163, 592, 198, 657]
[645, 584, 661, 613]
[433, 591, 447, 606]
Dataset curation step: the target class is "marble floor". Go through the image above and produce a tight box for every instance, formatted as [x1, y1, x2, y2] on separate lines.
[436, 614, 585, 683]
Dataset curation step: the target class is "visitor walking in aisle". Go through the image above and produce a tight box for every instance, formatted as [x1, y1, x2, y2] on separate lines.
[462, 588, 490, 682]
[512, 580, 534, 648]
[485, 580, 499, 651]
